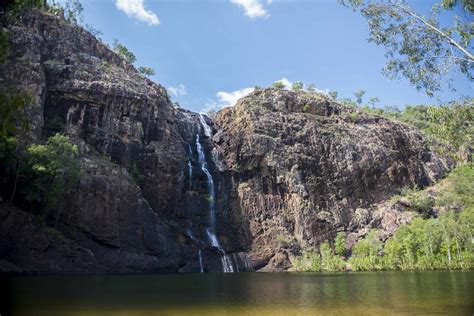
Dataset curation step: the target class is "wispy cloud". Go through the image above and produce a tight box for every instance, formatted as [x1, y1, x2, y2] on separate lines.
[275, 77, 330, 95]
[216, 87, 254, 107]
[230, 0, 270, 19]
[115, 0, 160, 26]
[203, 87, 254, 112]
[168, 84, 187, 97]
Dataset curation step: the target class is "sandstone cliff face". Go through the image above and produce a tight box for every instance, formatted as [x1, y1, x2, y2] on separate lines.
[0, 10, 216, 273]
[0, 10, 452, 273]
[213, 89, 451, 270]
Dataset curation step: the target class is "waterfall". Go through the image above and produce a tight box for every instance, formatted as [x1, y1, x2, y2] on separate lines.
[195, 118, 234, 273]
[188, 161, 192, 189]
[199, 113, 212, 138]
[198, 250, 204, 273]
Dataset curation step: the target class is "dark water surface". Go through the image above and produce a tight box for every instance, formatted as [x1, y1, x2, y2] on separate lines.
[1, 271, 473, 315]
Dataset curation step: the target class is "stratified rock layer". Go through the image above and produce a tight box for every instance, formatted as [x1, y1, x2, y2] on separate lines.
[213, 88, 451, 270]
[0, 10, 451, 273]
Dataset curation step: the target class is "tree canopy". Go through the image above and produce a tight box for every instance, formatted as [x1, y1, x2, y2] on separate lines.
[340, 0, 473, 97]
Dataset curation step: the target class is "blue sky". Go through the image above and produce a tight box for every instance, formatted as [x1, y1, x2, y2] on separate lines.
[79, 0, 472, 113]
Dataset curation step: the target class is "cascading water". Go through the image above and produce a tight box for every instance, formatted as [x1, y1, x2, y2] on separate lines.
[199, 113, 212, 137]
[187, 145, 193, 189]
[194, 115, 234, 273]
[198, 250, 204, 273]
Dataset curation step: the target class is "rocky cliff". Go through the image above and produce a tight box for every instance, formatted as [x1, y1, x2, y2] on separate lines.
[0, 9, 452, 273]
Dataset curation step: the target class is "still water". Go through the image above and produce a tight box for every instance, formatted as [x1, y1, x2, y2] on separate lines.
[1, 271, 473, 315]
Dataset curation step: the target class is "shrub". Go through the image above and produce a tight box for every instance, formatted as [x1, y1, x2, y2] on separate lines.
[334, 232, 345, 256]
[138, 66, 155, 77]
[292, 249, 321, 272]
[292, 81, 304, 92]
[130, 162, 144, 184]
[25, 133, 80, 214]
[113, 40, 136, 64]
[303, 104, 311, 113]
[272, 81, 285, 89]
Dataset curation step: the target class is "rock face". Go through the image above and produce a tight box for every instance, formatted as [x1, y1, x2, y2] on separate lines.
[0, 10, 451, 273]
[212, 89, 451, 270]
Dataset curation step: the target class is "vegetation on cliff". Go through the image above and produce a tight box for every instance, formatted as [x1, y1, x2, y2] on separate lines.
[292, 164, 474, 271]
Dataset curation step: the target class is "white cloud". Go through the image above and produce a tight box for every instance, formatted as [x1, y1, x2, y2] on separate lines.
[168, 84, 187, 97]
[275, 77, 329, 95]
[314, 88, 330, 96]
[216, 87, 254, 107]
[203, 87, 254, 112]
[231, 0, 269, 19]
[115, 0, 160, 26]
[278, 77, 293, 89]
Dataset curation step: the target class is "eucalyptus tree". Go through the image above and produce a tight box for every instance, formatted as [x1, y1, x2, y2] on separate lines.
[340, 0, 473, 97]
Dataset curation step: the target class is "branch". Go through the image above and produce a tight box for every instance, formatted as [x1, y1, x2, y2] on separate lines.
[391, 1, 474, 61]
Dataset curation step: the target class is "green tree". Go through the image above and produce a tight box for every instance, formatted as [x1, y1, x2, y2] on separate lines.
[427, 100, 474, 152]
[292, 81, 304, 92]
[272, 81, 285, 89]
[334, 232, 346, 256]
[27, 133, 80, 216]
[307, 84, 316, 92]
[340, 0, 474, 97]
[0, 90, 30, 157]
[129, 162, 143, 184]
[138, 66, 155, 77]
[368, 97, 380, 107]
[354, 89, 366, 105]
[328, 90, 338, 100]
[113, 39, 136, 64]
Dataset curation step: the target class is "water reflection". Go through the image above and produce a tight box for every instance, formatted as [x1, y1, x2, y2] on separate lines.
[1, 271, 473, 315]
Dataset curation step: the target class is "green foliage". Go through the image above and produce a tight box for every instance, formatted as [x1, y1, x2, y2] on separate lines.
[435, 164, 474, 211]
[441, 0, 474, 13]
[254, 85, 261, 90]
[25, 133, 80, 212]
[360, 101, 473, 160]
[272, 81, 285, 89]
[328, 90, 338, 100]
[302, 104, 311, 113]
[306, 84, 316, 92]
[27, 134, 78, 175]
[276, 234, 290, 247]
[0, 90, 30, 158]
[347, 111, 359, 122]
[129, 162, 144, 184]
[426, 100, 473, 152]
[291, 164, 473, 272]
[384, 209, 474, 270]
[292, 81, 304, 92]
[113, 39, 136, 64]
[7, 0, 83, 25]
[334, 232, 345, 256]
[320, 241, 346, 271]
[354, 89, 366, 105]
[138, 66, 155, 77]
[340, 98, 357, 107]
[368, 97, 380, 107]
[62, 0, 83, 24]
[348, 230, 385, 271]
[340, 0, 473, 97]
[292, 242, 346, 272]
[292, 249, 321, 272]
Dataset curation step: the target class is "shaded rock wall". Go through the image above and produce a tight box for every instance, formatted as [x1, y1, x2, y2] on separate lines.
[213, 88, 452, 270]
[0, 10, 452, 273]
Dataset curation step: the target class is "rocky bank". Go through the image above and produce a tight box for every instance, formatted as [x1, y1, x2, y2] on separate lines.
[0, 9, 452, 273]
